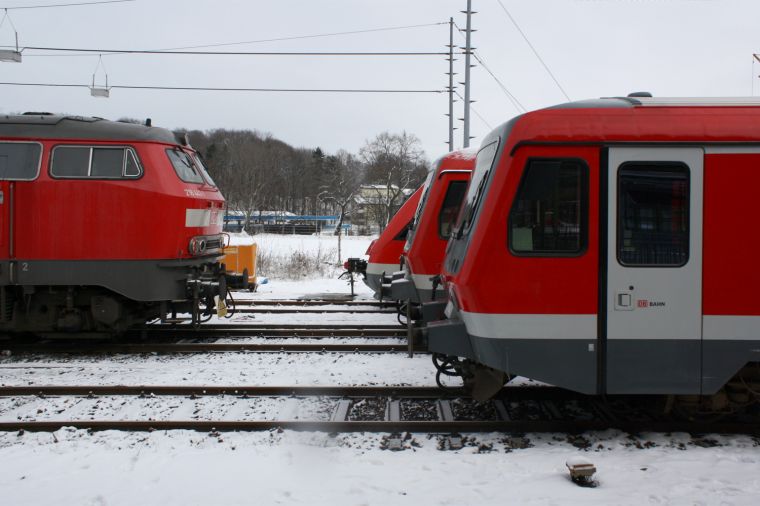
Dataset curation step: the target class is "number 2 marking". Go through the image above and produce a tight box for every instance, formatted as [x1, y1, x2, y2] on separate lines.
[21, 262, 28, 272]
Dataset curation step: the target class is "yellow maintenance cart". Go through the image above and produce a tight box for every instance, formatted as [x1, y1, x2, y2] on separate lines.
[222, 243, 258, 291]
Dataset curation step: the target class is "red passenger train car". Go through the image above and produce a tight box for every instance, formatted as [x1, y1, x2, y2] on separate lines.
[425, 96, 760, 408]
[363, 186, 422, 297]
[389, 149, 473, 303]
[0, 113, 227, 336]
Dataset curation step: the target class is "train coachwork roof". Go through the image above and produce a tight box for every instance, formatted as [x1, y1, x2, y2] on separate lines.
[0, 114, 179, 144]
[498, 97, 760, 146]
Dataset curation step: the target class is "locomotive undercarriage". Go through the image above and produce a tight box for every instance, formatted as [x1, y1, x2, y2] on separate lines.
[0, 261, 229, 338]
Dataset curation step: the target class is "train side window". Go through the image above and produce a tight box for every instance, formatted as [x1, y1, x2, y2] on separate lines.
[91, 148, 124, 177]
[0, 142, 42, 180]
[125, 150, 141, 177]
[509, 158, 588, 256]
[438, 180, 468, 239]
[166, 148, 204, 184]
[51, 146, 142, 179]
[51, 146, 90, 177]
[617, 164, 689, 267]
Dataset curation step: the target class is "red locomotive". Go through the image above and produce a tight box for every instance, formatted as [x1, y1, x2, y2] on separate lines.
[425, 96, 760, 408]
[388, 149, 473, 303]
[0, 113, 227, 337]
[363, 186, 422, 297]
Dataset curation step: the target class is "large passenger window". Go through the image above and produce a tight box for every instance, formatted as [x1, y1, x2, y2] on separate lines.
[51, 146, 142, 179]
[509, 159, 588, 255]
[438, 180, 468, 239]
[617, 164, 689, 266]
[0, 142, 42, 180]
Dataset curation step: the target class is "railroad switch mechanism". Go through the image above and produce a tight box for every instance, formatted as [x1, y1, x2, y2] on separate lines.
[566, 457, 597, 487]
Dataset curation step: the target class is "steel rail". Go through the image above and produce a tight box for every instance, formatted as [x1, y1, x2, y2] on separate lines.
[0, 385, 557, 398]
[132, 325, 405, 338]
[2, 342, 421, 355]
[231, 299, 396, 307]
[232, 308, 396, 314]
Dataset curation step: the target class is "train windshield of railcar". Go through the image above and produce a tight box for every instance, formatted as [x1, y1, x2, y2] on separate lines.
[405, 168, 436, 249]
[192, 153, 218, 187]
[166, 148, 204, 184]
[454, 141, 499, 237]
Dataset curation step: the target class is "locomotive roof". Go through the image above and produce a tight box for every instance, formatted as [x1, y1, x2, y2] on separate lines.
[0, 114, 179, 144]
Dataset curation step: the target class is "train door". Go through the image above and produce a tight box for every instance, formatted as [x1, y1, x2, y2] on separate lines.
[0, 180, 8, 260]
[0, 142, 43, 267]
[605, 147, 703, 394]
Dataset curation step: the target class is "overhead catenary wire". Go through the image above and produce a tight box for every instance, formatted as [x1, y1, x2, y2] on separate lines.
[24, 21, 451, 57]
[0, 81, 444, 93]
[495, 0, 570, 101]
[455, 90, 493, 130]
[452, 21, 526, 113]
[21, 46, 448, 57]
[0, 0, 133, 9]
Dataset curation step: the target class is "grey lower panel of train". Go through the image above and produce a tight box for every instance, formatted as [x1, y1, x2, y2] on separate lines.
[0, 258, 219, 301]
[427, 317, 760, 395]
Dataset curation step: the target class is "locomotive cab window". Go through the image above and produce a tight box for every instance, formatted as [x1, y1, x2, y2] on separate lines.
[617, 163, 689, 267]
[167, 149, 204, 184]
[438, 180, 468, 239]
[51, 146, 142, 179]
[0, 142, 42, 180]
[509, 159, 588, 255]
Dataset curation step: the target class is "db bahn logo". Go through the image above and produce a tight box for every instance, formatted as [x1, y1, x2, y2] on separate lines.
[637, 299, 666, 308]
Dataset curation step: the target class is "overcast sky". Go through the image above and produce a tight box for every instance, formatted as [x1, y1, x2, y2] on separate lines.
[0, 0, 758, 159]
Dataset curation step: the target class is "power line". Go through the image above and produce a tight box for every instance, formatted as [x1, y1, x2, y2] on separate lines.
[453, 21, 525, 113]
[155, 22, 449, 52]
[495, 0, 570, 101]
[0, 81, 444, 93]
[455, 90, 493, 130]
[0, 0, 133, 9]
[24, 21, 450, 58]
[21, 46, 447, 56]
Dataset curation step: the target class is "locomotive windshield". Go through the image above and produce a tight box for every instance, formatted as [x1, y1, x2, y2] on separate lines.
[193, 154, 218, 187]
[166, 148, 204, 184]
[455, 141, 499, 237]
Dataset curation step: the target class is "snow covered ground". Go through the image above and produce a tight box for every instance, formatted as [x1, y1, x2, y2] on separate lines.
[1, 234, 759, 505]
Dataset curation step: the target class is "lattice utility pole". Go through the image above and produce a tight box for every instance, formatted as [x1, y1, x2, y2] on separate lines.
[461, 0, 475, 148]
[446, 17, 457, 152]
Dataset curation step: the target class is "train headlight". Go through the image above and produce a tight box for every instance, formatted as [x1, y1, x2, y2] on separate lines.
[188, 237, 207, 256]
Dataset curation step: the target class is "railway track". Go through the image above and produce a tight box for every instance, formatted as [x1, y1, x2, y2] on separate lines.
[0, 385, 756, 435]
[134, 324, 405, 338]
[1, 341, 422, 355]
[228, 299, 398, 314]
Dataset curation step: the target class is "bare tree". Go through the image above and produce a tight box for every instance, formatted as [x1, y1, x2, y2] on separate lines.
[360, 131, 428, 229]
[318, 150, 363, 264]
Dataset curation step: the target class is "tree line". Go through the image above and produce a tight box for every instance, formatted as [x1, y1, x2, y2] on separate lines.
[182, 128, 430, 233]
